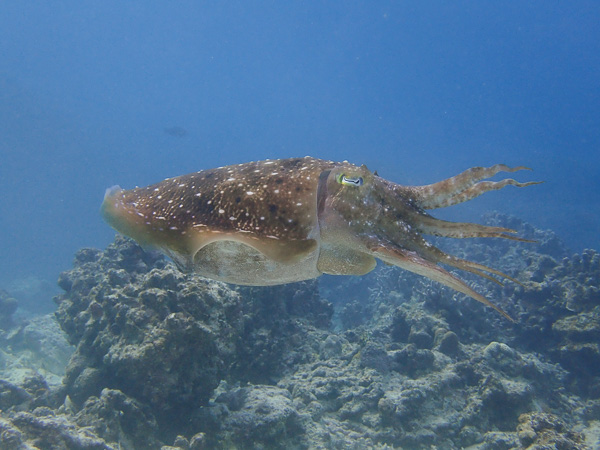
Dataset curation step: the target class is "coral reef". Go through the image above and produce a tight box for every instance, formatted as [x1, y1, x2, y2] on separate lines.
[0, 214, 599, 448]
[52, 236, 331, 444]
[0, 289, 18, 330]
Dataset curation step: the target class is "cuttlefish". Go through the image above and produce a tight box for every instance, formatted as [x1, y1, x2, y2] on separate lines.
[102, 157, 540, 320]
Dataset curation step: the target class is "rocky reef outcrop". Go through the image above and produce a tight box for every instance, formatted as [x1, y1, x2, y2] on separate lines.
[0, 214, 598, 449]
[0, 290, 18, 331]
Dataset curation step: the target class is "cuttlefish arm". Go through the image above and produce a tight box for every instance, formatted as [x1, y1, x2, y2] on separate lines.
[361, 226, 519, 321]
[407, 164, 543, 210]
[367, 240, 515, 321]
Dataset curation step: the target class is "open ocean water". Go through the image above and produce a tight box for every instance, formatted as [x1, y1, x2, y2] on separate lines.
[1, 2, 599, 449]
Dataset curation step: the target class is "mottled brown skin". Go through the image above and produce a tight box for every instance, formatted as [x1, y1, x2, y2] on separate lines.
[102, 156, 540, 320]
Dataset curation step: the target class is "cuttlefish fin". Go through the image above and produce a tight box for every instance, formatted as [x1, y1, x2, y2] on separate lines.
[408, 164, 543, 210]
[369, 242, 514, 321]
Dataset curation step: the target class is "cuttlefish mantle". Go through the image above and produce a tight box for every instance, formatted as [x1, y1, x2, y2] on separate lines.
[101, 156, 541, 321]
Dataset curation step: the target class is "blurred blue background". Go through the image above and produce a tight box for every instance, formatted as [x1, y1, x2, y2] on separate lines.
[1, 1, 599, 309]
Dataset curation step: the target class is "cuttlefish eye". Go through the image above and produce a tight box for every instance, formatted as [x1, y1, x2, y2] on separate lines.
[336, 173, 363, 187]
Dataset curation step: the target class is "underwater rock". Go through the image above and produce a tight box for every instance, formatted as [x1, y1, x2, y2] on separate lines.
[551, 311, 600, 387]
[319, 334, 346, 359]
[219, 385, 303, 447]
[54, 235, 331, 443]
[516, 412, 585, 449]
[359, 341, 390, 373]
[475, 431, 520, 449]
[0, 289, 18, 330]
[482, 341, 524, 377]
[75, 388, 160, 449]
[0, 379, 32, 410]
[277, 325, 572, 448]
[479, 375, 533, 430]
[435, 330, 460, 356]
[5, 314, 74, 381]
[55, 239, 217, 416]
[390, 344, 435, 377]
[511, 248, 600, 397]
[229, 281, 331, 384]
[0, 407, 114, 449]
[0, 314, 71, 412]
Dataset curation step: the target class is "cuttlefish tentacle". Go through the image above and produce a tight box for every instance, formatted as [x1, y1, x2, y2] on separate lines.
[410, 164, 542, 210]
[368, 240, 515, 321]
[412, 214, 534, 242]
[437, 179, 543, 210]
[406, 235, 523, 287]
[383, 228, 520, 293]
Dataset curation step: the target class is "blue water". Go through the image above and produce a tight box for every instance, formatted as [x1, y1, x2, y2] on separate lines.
[1, 2, 599, 306]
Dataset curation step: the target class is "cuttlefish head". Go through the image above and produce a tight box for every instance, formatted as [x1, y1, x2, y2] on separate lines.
[317, 163, 415, 252]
